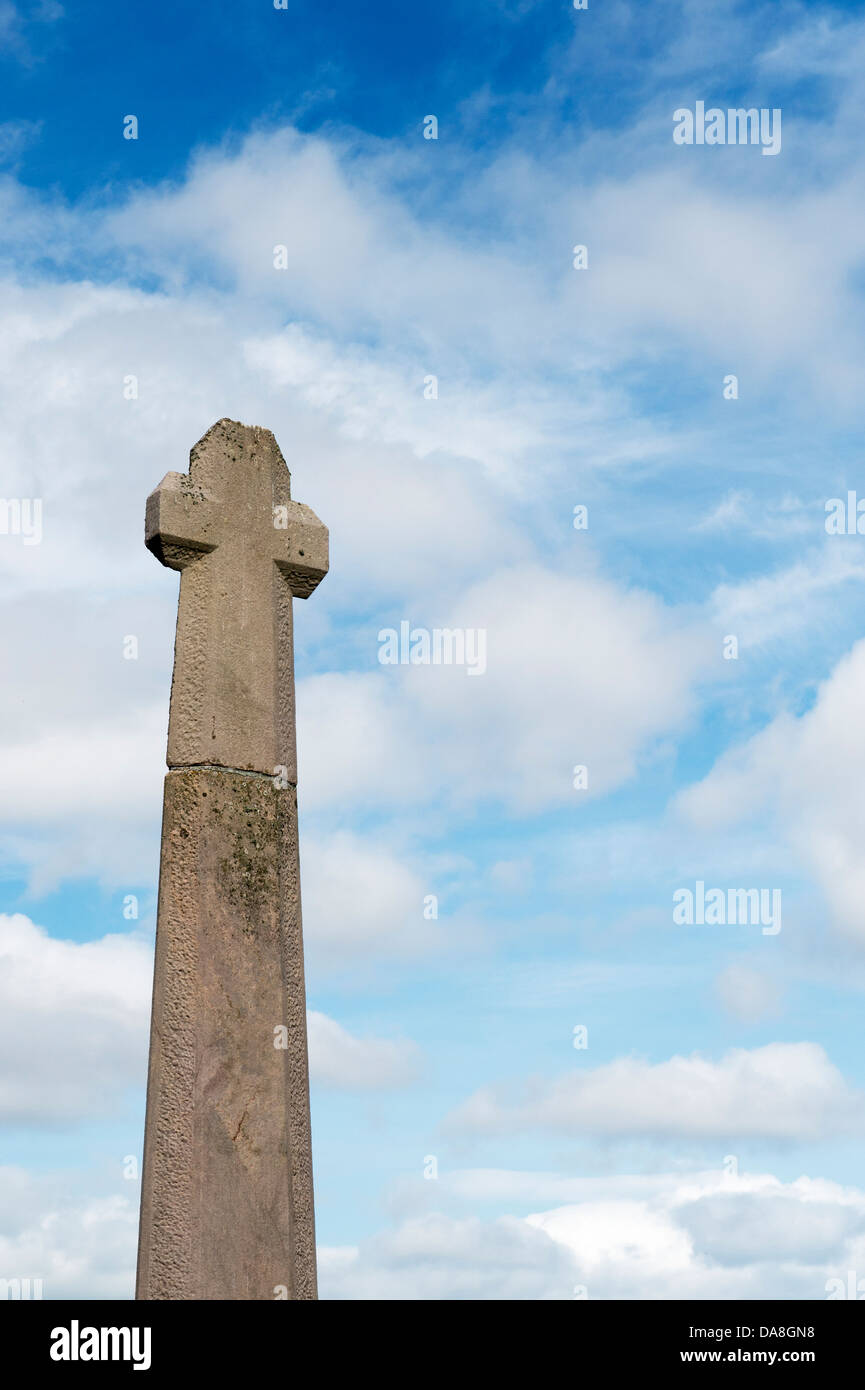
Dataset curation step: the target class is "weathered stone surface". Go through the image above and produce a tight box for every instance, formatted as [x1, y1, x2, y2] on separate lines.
[137, 420, 325, 1301]
[136, 769, 316, 1300]
[145, 418, 328, 777]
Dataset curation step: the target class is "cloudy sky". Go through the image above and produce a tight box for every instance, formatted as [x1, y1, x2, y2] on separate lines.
[2, 0, 865, 1300]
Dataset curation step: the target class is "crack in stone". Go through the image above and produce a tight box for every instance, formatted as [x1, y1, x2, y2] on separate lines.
[167, 763, 296, 784]
[232, 1085, 260, 1144]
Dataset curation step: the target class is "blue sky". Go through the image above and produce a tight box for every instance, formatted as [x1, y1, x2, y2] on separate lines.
[3, 0, 865, 1299]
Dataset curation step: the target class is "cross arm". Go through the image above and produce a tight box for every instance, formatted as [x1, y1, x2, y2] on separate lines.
[273, 501, 329, 598]
[145, 472, 221, 571]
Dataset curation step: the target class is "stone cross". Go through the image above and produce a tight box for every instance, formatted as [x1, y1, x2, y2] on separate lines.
[136, 419, 328, 1301]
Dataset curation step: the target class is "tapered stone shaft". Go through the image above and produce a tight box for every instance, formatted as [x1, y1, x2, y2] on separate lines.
[136, 420, 328, 1300]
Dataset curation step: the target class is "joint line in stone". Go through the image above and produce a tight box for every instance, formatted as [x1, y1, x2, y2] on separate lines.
[167, 762, 297, 784]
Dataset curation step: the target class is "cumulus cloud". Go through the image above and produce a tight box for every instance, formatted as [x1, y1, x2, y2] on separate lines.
[300, 564, 710, 814]
[319, 1212, 578, 1300]
[242, 326, 553, 488]
[319, 1166, 865, 1300]
[101, 128, 569, 373]
[0, 707, 166, 892]
[307, 1010, 421, 1090]
[677, 639, 865, 944]
[0, 1168, 137, 1300]
[445, 1042, 864, 1142]
[87, 106, 865, 407]
[301, 829, 435, 960]
[403, 564, 707, 808]
[527, 1171, 865, 1300]
[675, 1190, 865, 1267]
[0, 914, 151, 1125]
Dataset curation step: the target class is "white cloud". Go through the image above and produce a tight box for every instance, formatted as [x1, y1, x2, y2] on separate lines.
[0, 1169, 137, 1300]
[405, 564, 707, 808]
[301, 564, 710, 814]
[321, 1166, 865, 1300]
[694, 490, 813, 542]
[567, 171, 863, 395]
[0, 706, 166, 891]
[709, 546, 865, 649]
[677, 638, 865, 944]
[527, 1170, 865, 1299]
[0, 119, 41, 164]
[445, 1042, 863, 1141]
[675, 1190, 865, 1267]
[715, 963, 781, 1023]
[301, 830, 433, 958]
[88, 108, 865, 409]
[307, 1011, 421, 1089]
[0, 707, 165, 824]
[319, 1212, 578, 1300]
[0, 914, 151, 1125]
[0, 1, 63, 64]
[243, 326, 549, 486]
[297, 675, 424, 811]
[102, 129, 567, 373]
